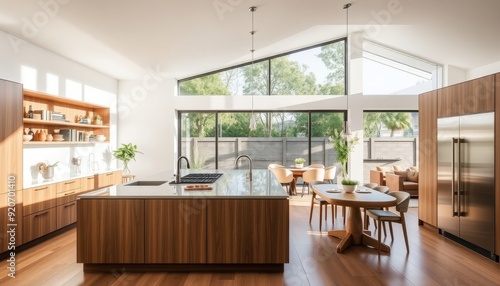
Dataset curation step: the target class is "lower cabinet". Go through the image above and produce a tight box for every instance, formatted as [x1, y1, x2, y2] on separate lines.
[57, 202, 77, 229]
[96, 171, 122, 188]
[145, 200, 206, 263]
[77, 199, 145, 263]
[0, 191, 23, 252]
[23, 208, 57, 243]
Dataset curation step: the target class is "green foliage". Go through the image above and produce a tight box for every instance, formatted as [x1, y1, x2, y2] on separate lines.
[47, 161, 59, 167]
[330, 129, 360, 177]
[294, 157, 306, 164]
[113, 143, 143, 163]
[364, 112, 413, 138]
[341, 179, 359, 185]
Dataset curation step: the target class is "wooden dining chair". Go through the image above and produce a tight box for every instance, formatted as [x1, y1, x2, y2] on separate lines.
[301, 168, 324, 197]
[309, 181, 335, 231]
[363, 185, 392, 230]
[366, 191, 411, 255]
[364, 182, 378, 189]
[270, 167, 294, 195]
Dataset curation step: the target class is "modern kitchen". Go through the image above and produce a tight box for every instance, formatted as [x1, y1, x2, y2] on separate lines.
[1, 1, 500, 285]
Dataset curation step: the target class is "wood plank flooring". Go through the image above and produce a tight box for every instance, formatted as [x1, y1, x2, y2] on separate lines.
[1, 195, 499, 285]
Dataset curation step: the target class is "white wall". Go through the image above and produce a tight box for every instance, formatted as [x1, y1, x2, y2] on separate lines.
[467, 61, 500, 80]
[0, 31, 119, 187]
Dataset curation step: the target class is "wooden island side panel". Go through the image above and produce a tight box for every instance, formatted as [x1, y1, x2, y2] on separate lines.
[206, 199, 289, 264]
[77, 199, 145, 263]
[145, 199, 207, 263]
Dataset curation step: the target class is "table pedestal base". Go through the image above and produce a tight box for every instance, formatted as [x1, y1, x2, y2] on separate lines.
[327, 206, 391, 253]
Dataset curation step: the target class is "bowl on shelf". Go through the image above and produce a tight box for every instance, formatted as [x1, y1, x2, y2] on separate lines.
[95, 135, 106, 142]
[23, 134, 33, 142]
[53, 134, 64, 141]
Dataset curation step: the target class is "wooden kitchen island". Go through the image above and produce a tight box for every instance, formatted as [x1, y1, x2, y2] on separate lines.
[76, 169, 289, 272]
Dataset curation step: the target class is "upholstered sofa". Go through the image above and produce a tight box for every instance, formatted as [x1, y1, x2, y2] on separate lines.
[370, 169, 386, 186]
[385, 170, 419, 197]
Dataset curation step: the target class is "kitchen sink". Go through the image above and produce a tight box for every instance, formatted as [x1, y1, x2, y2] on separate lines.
[170, 173, 223, 184]
[125, 181, 168, 186]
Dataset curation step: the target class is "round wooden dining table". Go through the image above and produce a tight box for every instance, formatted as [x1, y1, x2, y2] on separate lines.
[288, 166, 309, 195]
[312, 183, 397, 253]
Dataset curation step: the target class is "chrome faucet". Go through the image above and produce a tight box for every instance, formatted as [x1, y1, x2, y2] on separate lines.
[235, 154, 252, 181]
[176, 156, 190, 183]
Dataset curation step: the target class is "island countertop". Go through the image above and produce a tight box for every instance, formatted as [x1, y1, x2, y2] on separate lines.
[77, 169, 289, 199]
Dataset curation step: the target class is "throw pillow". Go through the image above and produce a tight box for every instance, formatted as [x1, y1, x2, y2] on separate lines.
[394, 170, 408, 180]
[393, 164, 406, 171]
[409, 166, 418, 172]
[376, 166, 392, 175]
[407, 170, 419, 182]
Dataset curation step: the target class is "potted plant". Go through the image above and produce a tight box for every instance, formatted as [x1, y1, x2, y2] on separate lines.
[93, 114, 103, 125]
[330, 129, 360, 181]
[294, 157, 306, 168]
[341, 178, 359, 193]
[113, 143, 143, 174]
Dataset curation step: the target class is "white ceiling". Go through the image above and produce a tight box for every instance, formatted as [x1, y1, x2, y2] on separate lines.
[1, 0, 499, 80]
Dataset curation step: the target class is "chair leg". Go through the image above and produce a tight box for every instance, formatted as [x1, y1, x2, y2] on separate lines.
[319, 203, 323, 231]
[389, 222, 394, 240]
[331, 204, 335, 227]
[342, 206, 346, 225]
[382, 221, 387, 237]
[309, 195, 315, 224]
[377, 219, 382, 255]
[301, 183, 307, 197]
[401, 215, 410, 253]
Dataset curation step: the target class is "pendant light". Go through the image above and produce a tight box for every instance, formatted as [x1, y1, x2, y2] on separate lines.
[342, 3, 352, 138]
[249, 6, 257, 131]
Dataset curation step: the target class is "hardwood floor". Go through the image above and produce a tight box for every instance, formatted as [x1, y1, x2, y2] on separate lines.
[1, 195, 499, 285]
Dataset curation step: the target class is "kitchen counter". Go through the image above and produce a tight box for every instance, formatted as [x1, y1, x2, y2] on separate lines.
[76, 169, 289, 272]
[78, 169, 289, 199]
[24, 168, 122, 189]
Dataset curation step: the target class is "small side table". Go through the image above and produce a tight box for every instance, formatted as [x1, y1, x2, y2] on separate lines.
[122, 174, 136, 183]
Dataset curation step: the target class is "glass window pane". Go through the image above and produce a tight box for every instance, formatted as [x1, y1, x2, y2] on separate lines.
[310, 112, 344, 167]
[271, 41, 345, 95]
[181, 112, 216, 169]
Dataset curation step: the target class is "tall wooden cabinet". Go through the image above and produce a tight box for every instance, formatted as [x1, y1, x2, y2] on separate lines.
[418, 90, 438, 226]
[0, 79, 24, 252]
[418, 73, 499, 257]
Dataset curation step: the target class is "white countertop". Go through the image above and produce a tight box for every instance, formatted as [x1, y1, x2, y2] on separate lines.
[24, 168, 122, 189]
[78, 169, 289, 199]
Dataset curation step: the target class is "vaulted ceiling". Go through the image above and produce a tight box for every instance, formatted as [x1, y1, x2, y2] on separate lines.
[1, 0, 499, 80]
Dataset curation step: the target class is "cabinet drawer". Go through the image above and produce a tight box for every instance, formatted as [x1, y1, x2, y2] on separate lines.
[97, 171, 121, 188]
[57, 179, 81, 193]
[24, 184, 57, 216]
[23, 207, 57, 243]
[56, 189, 78, 206]
[57, 202, 77, 229]
[81, 176, 96, 192]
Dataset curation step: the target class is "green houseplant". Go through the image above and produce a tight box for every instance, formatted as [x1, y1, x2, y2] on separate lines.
[113, 143, 143, 174]
[341, 178, 359, 193]
[93, 114, 103, 125]
[330, 129, 360, 178]
[294, 157, 306, 168]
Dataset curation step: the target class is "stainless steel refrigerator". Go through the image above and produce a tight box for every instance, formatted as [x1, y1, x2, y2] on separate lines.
[437, 112, 495, 257]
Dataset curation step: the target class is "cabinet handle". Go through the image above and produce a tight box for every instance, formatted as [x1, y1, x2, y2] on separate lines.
[65, 181, 75, 185]
[35, 187, 48, 191]
[64, 203, 76, 208]
[87, 177, 93, 180]
[105, 173, 113, 176]
[34, 211, 49, 217]
[64, 191, 76, 196]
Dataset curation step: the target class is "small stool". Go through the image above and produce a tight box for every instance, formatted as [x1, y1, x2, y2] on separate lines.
[122, 174, 136, 183]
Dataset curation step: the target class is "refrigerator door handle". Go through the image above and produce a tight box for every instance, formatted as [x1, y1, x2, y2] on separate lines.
[452, 137, 458, 217]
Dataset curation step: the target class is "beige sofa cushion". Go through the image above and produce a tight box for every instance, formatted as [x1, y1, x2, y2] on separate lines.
[407, 170, 419, 182]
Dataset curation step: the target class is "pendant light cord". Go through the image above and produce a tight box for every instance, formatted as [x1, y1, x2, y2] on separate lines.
[343, 3, 351, 136]
[250, 6, 256, 114]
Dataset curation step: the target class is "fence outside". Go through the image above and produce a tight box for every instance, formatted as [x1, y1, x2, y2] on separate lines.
[182, 137, 418, 182]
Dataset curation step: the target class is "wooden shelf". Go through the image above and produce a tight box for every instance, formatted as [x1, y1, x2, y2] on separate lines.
[23, 118, 109, 129]
[24, 89, 107, 109]
[23, 141, 108, 146]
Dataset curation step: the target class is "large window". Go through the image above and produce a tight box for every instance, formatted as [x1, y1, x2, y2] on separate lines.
[179, 39, 346, 96]
[363, 111, 419, 182]
[180, 111, 344, 169]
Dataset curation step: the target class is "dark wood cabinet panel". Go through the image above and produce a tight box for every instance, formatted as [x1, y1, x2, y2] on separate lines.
[57, 202, 77, 229]
[438, 74, 495, 117]
[145, 200, 206, 263]
[77, 199, 144, 263]
[418, 90, 438, 226]
[206, 199, 289, 264]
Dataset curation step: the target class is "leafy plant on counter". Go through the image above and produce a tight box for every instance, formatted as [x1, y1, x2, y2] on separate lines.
[341, 179, 359, 186]
[113, 143, 143, 174]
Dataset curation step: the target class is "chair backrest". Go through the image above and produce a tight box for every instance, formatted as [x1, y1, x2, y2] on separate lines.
[373, 186, 390, 194]
[303, 168, 325, 183]
[324, 166, 337, 180]
[271, 167, 293, 184]
[308, 164, 325, 169]
[364, 182, 378, 189]
[268, 163, 285, 170]
[388, 191, 411, 213]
